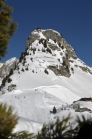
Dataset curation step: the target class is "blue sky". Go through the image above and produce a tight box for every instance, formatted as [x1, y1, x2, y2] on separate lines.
[2, 0, 92, 67]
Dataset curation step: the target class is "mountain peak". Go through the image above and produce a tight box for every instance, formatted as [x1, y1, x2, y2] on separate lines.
[24, 28, 78, 77]
[0, 29, 92, 81]
[24, 28, 92, 77]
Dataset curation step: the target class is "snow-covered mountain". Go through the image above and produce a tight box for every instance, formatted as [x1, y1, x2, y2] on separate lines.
[0, 28, 92, 133]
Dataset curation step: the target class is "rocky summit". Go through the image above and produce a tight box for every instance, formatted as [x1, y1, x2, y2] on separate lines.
[26, 28, 77, 77]
[0, 28, 92, 79]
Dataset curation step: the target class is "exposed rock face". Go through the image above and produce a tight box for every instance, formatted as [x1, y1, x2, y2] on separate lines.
[25, 29, 77, 77]
[42, 29, 63, 42]
[48, 65, 70, 77]
[73, 97, 92, 103]
[26, 28, 45, 48]
[48, 42, 60, 51]
[72, 103, 92, 113]
[0, 57, 17, 78]
[26, 29, 77, 59]
[42, 29, 77, 59]
[79, 66, 92, 74]
[26, 33, 40, 48]
[75, 107, 91, 113]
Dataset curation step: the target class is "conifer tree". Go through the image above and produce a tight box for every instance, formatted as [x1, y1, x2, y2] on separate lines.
[53, 106, 57, 114]
[0, 0, 18, 60]
[64, 115, 92, 139]
[75, 117, 92, 139]
[36, 114, 71, 139]
[0, 103, 18, 139]
[0, 103, 34, 139]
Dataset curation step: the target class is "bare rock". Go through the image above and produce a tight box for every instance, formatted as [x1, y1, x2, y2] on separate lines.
[48, 65, 70, 77]
[0, 57, 17, 78]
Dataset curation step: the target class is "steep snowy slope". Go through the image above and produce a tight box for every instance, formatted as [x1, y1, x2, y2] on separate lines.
[0, 28, 92, 133]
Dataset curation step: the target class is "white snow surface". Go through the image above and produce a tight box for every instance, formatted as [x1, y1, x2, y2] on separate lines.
[0, 29, 92, 134]
[0, 62, 3, 68]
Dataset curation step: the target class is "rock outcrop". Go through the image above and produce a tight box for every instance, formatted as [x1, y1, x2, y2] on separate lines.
[48, 65, 70, 77]
[0, 57, 17, 78]
[42, 29, 77, 59]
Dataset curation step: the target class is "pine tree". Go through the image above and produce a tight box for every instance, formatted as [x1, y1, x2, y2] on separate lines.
[0, 103, 18, 139]
[9, 131, 34, 139]
[53, 106, 57, 114]
[75, 119, 92, 139]
[64, 115, 92, 139]
[36, 114, 71, 139]
[25, 66, 28, 71]
[21, 68, 24, 72]
[0, 103, 34, 139]
[0, 0, 18, 60]
[43, 40, 47, 48]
